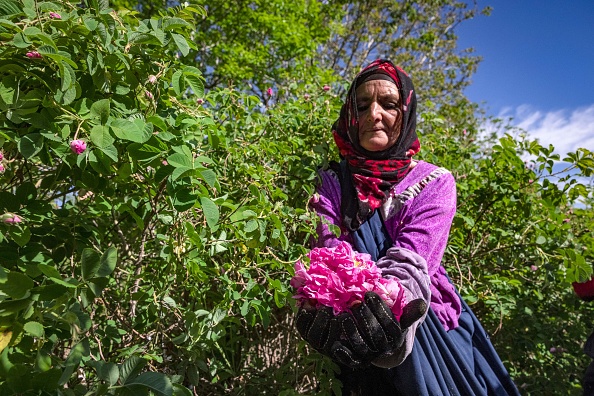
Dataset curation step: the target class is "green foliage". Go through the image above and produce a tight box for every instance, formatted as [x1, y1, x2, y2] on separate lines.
[0, 0, 593, 394]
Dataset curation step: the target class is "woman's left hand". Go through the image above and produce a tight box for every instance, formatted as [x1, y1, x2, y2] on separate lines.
[331, 292, 427, 368]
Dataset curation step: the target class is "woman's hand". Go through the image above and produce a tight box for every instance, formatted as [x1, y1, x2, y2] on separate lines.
[295, 302, 341, 356]
[331, 292, 427, 369]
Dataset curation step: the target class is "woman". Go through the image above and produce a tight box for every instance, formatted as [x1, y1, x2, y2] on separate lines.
[296, 59, 520, 395]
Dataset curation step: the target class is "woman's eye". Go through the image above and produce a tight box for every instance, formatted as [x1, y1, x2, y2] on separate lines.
[383, 102, 398, 110]
[357, 104, 369, 112]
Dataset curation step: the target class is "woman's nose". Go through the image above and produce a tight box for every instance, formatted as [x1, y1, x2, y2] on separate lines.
[369, 102, 382, 121]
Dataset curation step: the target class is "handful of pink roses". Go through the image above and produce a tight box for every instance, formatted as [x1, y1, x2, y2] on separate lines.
[290, 241, 406, 319]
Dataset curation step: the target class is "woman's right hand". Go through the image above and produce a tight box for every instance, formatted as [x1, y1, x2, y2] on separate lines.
[295, 302, 341, 356]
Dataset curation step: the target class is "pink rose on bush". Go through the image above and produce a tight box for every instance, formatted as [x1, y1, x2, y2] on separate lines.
[26, 51, 42, 59]
[291, 241, 406, 318]
[70, 139, 87, 155]
[148, 75, 157, 84]
[49, 12, 61, 19]
[266, 87, 273, 96]
[0, 164, 4, 173]
[2, 214, 22, 224]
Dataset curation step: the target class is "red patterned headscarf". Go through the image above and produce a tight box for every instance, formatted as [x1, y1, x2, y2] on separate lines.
[332, 59, 420, 231]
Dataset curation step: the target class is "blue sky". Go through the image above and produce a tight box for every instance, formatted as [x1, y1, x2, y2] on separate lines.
[456, 0, 594, 157]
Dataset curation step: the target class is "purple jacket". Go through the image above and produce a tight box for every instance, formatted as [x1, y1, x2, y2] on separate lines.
[310, 160, 461, 331]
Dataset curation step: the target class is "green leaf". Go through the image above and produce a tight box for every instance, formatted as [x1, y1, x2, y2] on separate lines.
[184, 74, 203, 98]
[23, 321, 44, 337]
[171, 33, 190, 57]
[0, 0, 22, 16]
[97, 247, 117, 277]
[0, 272, 33, 299]
[198, 169, 217, 188]
[167, 152, 192, 168]
[111, 118, 151, 143]
[200, 197, 219, 230]
[90, 125, 114, 148]
[172, 188, 196, 211]
[124, 372, 173, 396]
[8, 225, 31, 247]
[163, 17, 192, 31]
[81, 248, 101, 281]
[171, 166, 193, 181]
[119, 356, 146, 383]
[535, 235, 546, 245]
[171, 70, 183, 96]
[86, 361, 119, 386]
[90, 99, 111, 125]
[18, 133, 44, 159]
[99, 144, 118, 162]
[58, 339, 90, 385]
[15, 182, 37, 202]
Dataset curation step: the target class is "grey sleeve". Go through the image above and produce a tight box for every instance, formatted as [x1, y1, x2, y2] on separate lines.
[371, 246, 431, 368]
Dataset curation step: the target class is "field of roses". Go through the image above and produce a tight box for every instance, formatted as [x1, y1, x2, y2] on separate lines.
[0, 0, 593, 395]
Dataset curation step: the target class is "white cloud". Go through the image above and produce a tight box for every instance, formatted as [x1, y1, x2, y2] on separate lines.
[496, 104, 594, 157]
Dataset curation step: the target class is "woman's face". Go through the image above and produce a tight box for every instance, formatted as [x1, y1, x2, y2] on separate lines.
[355, 79, 402, 152]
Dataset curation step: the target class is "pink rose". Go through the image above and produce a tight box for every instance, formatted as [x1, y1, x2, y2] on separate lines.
[49, 12, 61, 19]
[322, 85, 330, 92]
[372, 277, 406, 320]
[26, 51, 42, 59]
[266, 87, 273, 96]
[70, 139, 87, 155]
[291, 241, 406, 315]
[145, 90, 154, 100]
[148, 75, 157, 84]
[0, 164, 4, 173]
[0, 152, 3, 161]
[196, 98, 204, 105]
[3, 214, 22, 224]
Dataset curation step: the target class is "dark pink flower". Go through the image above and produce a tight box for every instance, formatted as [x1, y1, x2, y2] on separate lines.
[563, 218, 570, 223]
[0, 164, 4, 173]
[291, 241, 406, 316]
[70, 139, 86, 155]
[145, 90, 154, 100]
[49, 12, 61, 19]
[0, 152, 3, 161]
[322, 85, 330, 92]
[303, 93, 310, 100]
[530, 265, 538, 272]
[196, 98, 205, 105]
[266, 87, 273, 96]
[26, 51, 42, 59]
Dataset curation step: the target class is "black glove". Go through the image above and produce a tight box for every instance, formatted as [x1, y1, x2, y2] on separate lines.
[331, 292, 427, 369]
[295, 303, 341, 356]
